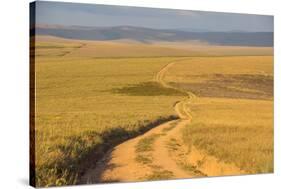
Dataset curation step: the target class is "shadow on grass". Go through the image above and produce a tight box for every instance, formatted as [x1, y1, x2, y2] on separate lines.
[35, 115, 179, 187]
[110, 81, 186, 96]
[169, 74, 273, 100]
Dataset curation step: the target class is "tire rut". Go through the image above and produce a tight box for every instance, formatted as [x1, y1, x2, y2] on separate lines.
[80, 59, 244, 184]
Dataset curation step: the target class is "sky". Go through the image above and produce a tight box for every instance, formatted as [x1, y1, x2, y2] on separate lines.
[34, 1, 273, 32]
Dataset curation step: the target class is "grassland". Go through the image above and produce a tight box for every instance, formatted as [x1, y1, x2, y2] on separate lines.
[164, 56, 273, 173]
[33, 35, 273, 186]
[34, 35, 273, 58]
[34, 38, 188, 186]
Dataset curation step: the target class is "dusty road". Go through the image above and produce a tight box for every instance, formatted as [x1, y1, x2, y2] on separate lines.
[81, 60, 244, 184]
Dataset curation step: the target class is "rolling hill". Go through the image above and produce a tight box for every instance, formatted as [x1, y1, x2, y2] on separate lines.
[33, 25, 273, 47]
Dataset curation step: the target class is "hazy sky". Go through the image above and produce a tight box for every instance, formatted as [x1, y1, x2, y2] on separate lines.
[35, 1, 273, 32]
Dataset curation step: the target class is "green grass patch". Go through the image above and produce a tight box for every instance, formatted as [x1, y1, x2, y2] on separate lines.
[166, 138, 182, 152]
[179, 163, 207, 176]
[135, 134, 162, 153]
[146, 169, 174, 180]
[135, 154, 153, 165]
[111, 82, 186, 96]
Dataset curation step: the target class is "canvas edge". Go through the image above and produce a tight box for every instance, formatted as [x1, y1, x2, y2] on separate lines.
[30, 1, 36, 188]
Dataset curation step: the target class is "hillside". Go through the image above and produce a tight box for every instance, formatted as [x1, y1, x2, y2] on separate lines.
[33, 25, 273, 47]
[34, 35, 273, 58]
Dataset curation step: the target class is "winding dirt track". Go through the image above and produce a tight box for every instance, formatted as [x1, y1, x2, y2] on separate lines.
[81, 59, 244, 184]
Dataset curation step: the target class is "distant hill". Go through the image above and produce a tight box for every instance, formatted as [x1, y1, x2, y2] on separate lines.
[33, 25, 273, 47]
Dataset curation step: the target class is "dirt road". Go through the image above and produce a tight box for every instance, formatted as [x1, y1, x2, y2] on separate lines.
[81, 60, 244, 184]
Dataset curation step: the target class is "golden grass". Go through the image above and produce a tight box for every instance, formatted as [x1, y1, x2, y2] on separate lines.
[164, 56, 273, 173]
[184, 98, 273, 173]
[33, 36, 273, 186]
[35, 35, 273, 58]
[35, 55, 184, 186]
[165, 56, 273, 77]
